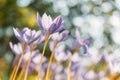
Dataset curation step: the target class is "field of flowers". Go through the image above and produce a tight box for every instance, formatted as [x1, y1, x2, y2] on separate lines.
[0, 0, 120, 80]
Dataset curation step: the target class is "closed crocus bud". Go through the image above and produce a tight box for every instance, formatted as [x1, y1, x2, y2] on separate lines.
[13, 27, 43, 46]
[37, 12, 64, 35]
[51, 30, 70, 42]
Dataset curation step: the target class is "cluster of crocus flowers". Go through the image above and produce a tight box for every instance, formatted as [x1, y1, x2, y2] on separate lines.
[9, 12, 93, 80]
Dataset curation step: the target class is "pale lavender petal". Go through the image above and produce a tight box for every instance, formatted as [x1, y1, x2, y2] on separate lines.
[24, 30, 32, 42]
[32, 31, 41, 40]
[9, 42, 22, 55]
[22, 28, 29, 33]
[13, 28, 22, 38]
[31, 30, 36, 38]
[31, 38, 41, 45]
[48, 15, 53, 24]
[37, 12, 43, 29]
[9, 42, 13, 50]
[23, 34, 29, 43]
[42, 13, 52, 30]
[13, 28, 24, 42]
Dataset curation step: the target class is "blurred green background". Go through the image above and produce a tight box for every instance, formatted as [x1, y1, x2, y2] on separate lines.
[0, 0, 120, 79]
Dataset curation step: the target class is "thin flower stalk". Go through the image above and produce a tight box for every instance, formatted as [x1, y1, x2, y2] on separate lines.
[17, 61, 27, 80]
[10, 44, 26, 80]
[67, 47, 79, 80]
[12, 54, 24, 80]
[10, 64, 17, 80]
[45, 41, 58, 80]
[110, 74, 116, 80]
[24, 49, 34, 80]
[37, 34, 50, 79]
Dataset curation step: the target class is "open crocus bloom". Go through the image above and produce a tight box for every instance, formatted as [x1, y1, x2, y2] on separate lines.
[37, 12, 64, 34]
[13, 28, 43, 45]
[9, 42, 23, 55]
[71, 29, 92, 54]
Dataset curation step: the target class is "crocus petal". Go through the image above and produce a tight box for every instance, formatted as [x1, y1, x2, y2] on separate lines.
[9, 42, 22, 55]
[32, 31, 41, 41]
[60, 30, 70, 41]
[13, 28, 22, 38]
[49, 23, 56, 34]
[81, 45, 88, 54]
[42, 13, 52, 30]
[54, 16, 62, 29]
[23, 34, 29, 43]
[13, 28, 24, 42]
[84, 38, 92, 45]
[24, 30, 32, 42]
[54, 23, 64, 33]
[37, 12, 43, 29]
[9, 42, 13, 50]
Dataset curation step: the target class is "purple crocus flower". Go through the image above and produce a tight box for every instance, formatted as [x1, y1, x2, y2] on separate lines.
[13, 27, 43, 45]
[9, 42, 23, 55]
[72, 29, 92, 54]
[37, 12, 64, 34]
[9, 42, 33, 56]
[51, 30, 70, 42]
